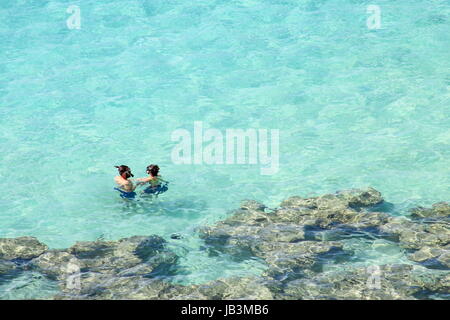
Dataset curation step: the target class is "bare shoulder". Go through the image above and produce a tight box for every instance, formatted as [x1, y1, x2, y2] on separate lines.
[115, 176, 130, 185]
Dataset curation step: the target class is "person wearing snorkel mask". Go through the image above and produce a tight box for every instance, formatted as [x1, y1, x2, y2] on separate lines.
[136, 164, 169, 196]
[114, 165, 137, 199]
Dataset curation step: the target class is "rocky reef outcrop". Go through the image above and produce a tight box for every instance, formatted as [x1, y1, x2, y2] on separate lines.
[0, 188, 448, 300]
[282, 264, 449, 300]
[379, 202, 450, 270]
[197, 187, 449, 299]
[198, 188, 387, 279]
[0, 235, 179, 299]
[410, 202, 450, 219]
[0, 237, 48, 260]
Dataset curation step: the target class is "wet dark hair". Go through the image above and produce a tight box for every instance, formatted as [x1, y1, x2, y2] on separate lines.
[146, 164, 160, 177]
[115, 165, 134, 179]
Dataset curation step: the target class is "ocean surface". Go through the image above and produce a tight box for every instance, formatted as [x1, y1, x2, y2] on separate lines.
[0, 0, 449, 299]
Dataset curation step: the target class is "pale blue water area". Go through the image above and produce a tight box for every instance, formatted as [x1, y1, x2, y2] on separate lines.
[0, 0, 449, 298]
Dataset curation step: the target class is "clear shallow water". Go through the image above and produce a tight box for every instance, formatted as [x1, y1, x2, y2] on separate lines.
[0, 0, 449, 298]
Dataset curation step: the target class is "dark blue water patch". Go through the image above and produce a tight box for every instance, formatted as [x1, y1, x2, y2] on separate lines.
[143, 260, 180, 279]
[417, 258, 450, 271]
[367, 201, 395, 213]
[414, 290, 450, 300]
[0, 262, 22, 286]
[134, 236, 167, 260]
[312, 247, 355, 272]
[303, 225, 382, 242]
[411, 217, 450, 225]
[141, 0, 177, 17]
[415, 14, 447, 27]
[270, 267, 312, 283]
[303, 225, 329, 240]
[0, 259, 53, 290]
[209, 244, 255, 263]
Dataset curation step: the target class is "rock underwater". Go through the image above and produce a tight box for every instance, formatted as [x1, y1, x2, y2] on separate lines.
[198, 187, 449, 299]
[0, 237, 48, 260]
[0, 188, 448, 299]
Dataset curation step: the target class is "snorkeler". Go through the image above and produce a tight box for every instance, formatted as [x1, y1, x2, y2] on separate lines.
[136, 164, 169, 196]
[114, 165, 137, 199]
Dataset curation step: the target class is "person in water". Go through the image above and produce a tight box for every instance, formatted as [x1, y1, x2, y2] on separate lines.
[114, 165, 137, 199]
[136, 164, 168, 196]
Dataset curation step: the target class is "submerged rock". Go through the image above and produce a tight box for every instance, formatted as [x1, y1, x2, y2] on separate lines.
[240, 200, 267, 212]
[5, 188, 450, 300]
[57, 273, 173, 300]
[164, 277, 274, 300]
[274, 188, 386, 230]
[30, 250, 80, 280]
[0, 237, 48, 260]
[199, 211, 347, 276]
[56, 274, 275, 300]
[398, 223, 449, 250]
[258, 241, 345, 279]
[68, 240, 116, 260]
[378, 202, 450, 270]
[409, 245, 450, 269]
[379, 216, 449, 251]
[0, 260, 17, 276]
[410, 202, 450, 219]
[0, 237, 48, 287]
[205, 277, 274, 300]
[336, 188, 384, 208]
[200, 223, 306, 255]
[199, 187, 450, 298]
[64, 235, 176, 275]
[282, 264, 449, 300]
[199, 188, 387, 280]
[95, 277, 172, 300]
[279, 187, 383, 211]
[132, 235, 167, 260]
[0, 260, 19, 288]
[27, 235, 179, 298]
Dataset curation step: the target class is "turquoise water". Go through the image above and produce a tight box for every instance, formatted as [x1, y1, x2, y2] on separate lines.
[0, 0, 449, 298]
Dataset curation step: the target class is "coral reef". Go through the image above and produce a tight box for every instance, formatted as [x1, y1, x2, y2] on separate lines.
[0, 188, 448, 299]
